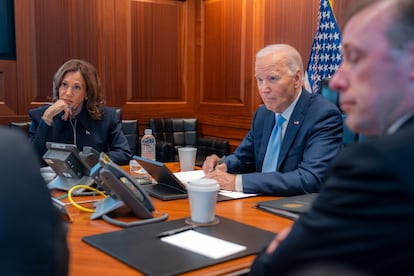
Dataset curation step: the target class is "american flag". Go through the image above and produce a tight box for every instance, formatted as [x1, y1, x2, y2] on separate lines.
[305, 0, 342, 94]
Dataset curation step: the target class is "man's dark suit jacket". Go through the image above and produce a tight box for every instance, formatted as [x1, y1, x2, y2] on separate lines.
[225, 89, 343, 195]
[29, 102, 132, 165]
[249, 116, 414, 275]
[0, 126, 69, 275]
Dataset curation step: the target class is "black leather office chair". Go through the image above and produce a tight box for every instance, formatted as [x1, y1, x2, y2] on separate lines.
[149, 118, 229, 165]
[9, 121, 32, 137]
[114, 107, 140, 155]
[320, 78, 359, 145]
[122, 119, 139, 155]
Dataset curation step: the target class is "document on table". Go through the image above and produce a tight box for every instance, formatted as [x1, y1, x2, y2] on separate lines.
[173, 170, 206, 185]
[173, 170, 257, 199]
[218, 190, 257, 199]
[160, 230, 246, 259]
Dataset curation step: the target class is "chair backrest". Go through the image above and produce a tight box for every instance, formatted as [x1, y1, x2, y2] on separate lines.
[149, 118, 229, 164]
[115, 107, 122, 122]
[114, 107, 139, 155]
[122, 119, 139, 155]
[197, 136, 229, 162]
[9, 121, 32, 137]
[149, 118, 198, 147]
[320, 78, 359, 145]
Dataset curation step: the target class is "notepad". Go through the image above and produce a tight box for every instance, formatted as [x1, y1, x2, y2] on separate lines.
[161, 230, 246, 259]
[173, 170, 206, 185]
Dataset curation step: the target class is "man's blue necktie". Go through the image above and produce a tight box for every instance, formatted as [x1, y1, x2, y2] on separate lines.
[262, 114, 285, 172]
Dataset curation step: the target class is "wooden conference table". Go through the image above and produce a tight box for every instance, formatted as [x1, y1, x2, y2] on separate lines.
[57, 163, 294, 276]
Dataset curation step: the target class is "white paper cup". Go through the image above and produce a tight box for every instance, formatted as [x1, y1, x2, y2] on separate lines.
[186, 178, 219, 224]
[178, 147, 197, 171]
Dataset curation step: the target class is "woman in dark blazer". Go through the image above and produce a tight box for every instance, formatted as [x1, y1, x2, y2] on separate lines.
[29, 59, 131, 165]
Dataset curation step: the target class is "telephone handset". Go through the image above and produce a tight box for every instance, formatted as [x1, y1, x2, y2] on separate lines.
[90, 153, 156, 222]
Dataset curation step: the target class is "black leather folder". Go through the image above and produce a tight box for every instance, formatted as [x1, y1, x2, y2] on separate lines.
[256, 193, 319, 220]
[82, 216, 275, 276]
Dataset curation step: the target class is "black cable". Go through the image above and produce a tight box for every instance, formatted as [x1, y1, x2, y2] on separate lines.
[101, 211, 169, 228]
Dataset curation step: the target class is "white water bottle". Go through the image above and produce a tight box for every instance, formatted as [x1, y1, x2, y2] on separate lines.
[141, 128, 156, 160]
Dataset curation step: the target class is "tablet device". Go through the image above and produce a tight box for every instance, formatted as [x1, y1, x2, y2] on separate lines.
[134, 156, 188, 201]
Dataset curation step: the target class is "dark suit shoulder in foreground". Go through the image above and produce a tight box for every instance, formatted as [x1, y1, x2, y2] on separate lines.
[0, 126, 69, 275]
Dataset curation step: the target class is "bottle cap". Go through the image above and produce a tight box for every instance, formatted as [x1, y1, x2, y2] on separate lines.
[144, 129, 152, 135]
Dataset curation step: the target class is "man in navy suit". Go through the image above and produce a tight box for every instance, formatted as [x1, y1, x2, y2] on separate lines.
[203, 44, 343, 196]
[249, 0, 414, 275]
[0, 126, 68, 275]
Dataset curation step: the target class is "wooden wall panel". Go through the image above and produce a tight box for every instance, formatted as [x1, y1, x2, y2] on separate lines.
[36, 0, 102, 100]
[67, 0, 102, 67]
[202, 0, 243, 102]
[197, 0, 255, 141]
[100, 0, 115, 104]
[264, 0, 318, 65]
[0, 61, 18, 116]
[13, 0, 36, 116]
[120, 0, 195, 128]
[130, 1, 184, 100]
[33, 0, 70, 102]
[100, 0, 126, 108]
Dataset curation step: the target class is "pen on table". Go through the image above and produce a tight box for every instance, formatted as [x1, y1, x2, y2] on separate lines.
[215, 155, 226, 169]
[156, 225, 197, 238]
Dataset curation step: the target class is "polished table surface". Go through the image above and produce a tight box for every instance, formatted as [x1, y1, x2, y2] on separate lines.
[57, 163, 294, 276]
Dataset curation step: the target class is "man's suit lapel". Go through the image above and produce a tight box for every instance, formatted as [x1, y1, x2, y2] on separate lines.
[278, 90, 310, 168]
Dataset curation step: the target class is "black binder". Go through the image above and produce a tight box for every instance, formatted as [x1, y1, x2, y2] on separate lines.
[256, 193, 319, 220]
[82, 216, 275, 276]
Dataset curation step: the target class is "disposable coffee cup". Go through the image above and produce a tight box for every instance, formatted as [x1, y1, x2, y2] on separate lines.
[186, 178, 220, 225]
[178, 147, 197, 171]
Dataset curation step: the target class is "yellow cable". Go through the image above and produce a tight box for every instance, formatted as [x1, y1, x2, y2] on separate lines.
[67, 185, 107, 213]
